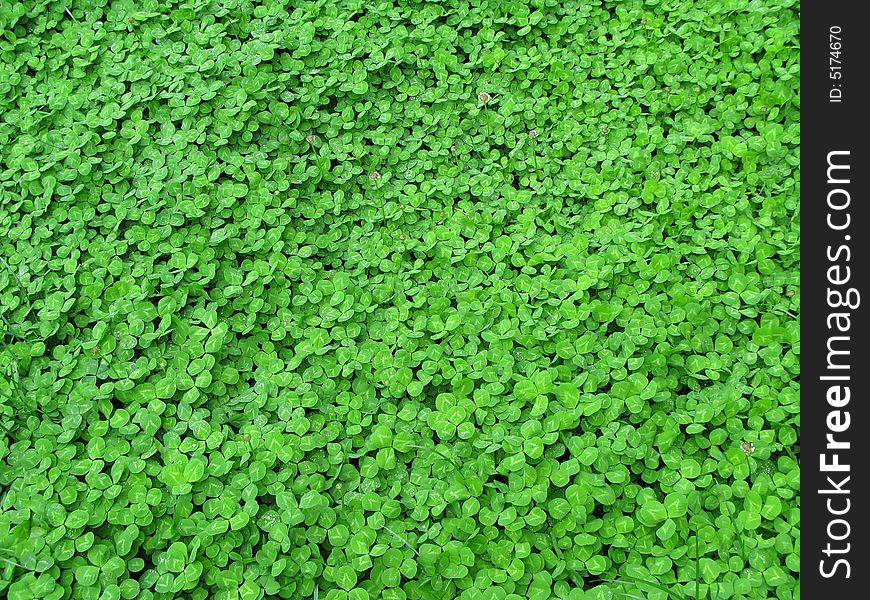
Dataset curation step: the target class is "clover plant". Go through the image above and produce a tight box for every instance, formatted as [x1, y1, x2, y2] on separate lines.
[0, 1, 799, 599]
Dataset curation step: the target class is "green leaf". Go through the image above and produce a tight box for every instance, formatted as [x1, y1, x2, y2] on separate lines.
[637, 500, 668, 527]
[335, 565, 358, 590]
[75, 565, 100, 586]
[514, 379, 537, 402]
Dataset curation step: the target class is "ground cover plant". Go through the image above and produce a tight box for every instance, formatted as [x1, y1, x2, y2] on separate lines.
[0, 0, 800, 599]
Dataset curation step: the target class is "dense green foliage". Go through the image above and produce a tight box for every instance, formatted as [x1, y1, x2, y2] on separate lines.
[0, 0, 800, 599]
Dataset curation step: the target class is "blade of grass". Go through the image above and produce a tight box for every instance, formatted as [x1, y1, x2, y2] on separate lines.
[714, 478, 746, 560]
[65, 8, 80, 24]
[599, 577, 687, 600]
[0, 312, 37, 342]
[613, 592, 648, 600]
[0, 337, 33, 416]
[0, 255, 22, 290]
[384, 525, 419, 556]
[0, 556, 23, 569]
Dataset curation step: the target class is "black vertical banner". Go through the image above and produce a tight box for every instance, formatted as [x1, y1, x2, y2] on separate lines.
[803, 3, 869, 598]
